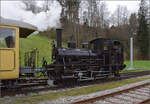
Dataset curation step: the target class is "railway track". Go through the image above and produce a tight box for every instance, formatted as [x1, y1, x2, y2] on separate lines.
[0, 70, 150, 97]
[71, 81, 150, 104]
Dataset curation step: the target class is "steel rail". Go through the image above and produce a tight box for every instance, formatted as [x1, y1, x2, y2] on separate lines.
[71, 82, 150, 104]
[137, 98, 150, 104]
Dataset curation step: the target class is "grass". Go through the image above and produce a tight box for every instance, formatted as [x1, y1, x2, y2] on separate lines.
[11, 76, 150, 104]
[124, 60, 150, 69]
[122, 60, 150, 73]
[20, 35, 52, 67]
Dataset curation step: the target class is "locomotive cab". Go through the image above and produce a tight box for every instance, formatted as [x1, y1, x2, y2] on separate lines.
[88, 38, 125, 73]
[89, 38, 107, 53]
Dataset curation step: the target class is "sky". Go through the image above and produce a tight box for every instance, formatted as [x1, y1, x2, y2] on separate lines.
[105, 1, 141, 14]
[0, 0, 62, 31]
[0, 0, 148, 31]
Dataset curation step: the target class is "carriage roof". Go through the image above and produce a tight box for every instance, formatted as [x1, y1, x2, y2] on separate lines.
[0, 17, 37, 38]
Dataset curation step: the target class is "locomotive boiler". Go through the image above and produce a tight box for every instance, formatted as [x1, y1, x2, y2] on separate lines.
[45, 29, 126, 84]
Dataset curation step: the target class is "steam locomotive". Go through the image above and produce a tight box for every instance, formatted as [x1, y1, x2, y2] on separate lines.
[0, 17, 125, 88]
[45, 29, 126, 85]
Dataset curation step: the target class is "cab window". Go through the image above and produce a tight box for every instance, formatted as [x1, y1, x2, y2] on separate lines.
[0, 27, 15, 48]
[89, 43, 94, 50]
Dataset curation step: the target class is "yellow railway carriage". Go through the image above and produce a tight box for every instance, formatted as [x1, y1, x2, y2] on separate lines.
[0, 17, 37, 81]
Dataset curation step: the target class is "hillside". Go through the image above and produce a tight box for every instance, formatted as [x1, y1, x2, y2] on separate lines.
[20, 34, 65, 67]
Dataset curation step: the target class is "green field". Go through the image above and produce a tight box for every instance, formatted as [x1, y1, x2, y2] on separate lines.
[124, 60, 150, 69]
[122, 60, 150, 73]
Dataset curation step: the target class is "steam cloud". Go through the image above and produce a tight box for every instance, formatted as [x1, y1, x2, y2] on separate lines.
[1, 1, 62, 31]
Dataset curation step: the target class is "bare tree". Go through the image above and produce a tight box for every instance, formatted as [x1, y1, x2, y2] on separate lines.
[112, 5, 129, 26]
[110, 14, 116, 26]
[122, 6, 129, 25]
[129, 13, 137, 35]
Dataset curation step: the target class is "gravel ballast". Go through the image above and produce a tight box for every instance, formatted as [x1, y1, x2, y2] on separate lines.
[38, 77, 150, 104]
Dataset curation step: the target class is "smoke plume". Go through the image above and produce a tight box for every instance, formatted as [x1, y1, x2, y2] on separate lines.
[1, 1, 62, 31]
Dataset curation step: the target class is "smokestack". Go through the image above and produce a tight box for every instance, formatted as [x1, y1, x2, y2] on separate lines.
[56, 28, 62, 48]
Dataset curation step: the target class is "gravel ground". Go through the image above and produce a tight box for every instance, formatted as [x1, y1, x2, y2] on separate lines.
[93, 100, 112, 104]
[0, 75, 150, 104]
[93, 85, 150, 104]
[0, 83, 102, 104]
[38, 77, 150, 104]
[122, 93, 145, 100]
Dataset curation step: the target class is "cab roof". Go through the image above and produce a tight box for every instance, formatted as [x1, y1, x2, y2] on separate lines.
[0, 17, 37, 38]
[89, 38, 111, 43]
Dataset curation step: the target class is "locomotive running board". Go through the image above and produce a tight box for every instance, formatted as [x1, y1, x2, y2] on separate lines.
[78, 77, 94, 81]
[20, 67, 46, 74]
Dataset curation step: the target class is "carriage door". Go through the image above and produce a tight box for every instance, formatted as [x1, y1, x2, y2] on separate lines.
[0, 27, 16, 71]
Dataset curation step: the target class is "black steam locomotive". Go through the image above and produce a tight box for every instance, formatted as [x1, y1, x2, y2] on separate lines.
[45, 29, 126, 85]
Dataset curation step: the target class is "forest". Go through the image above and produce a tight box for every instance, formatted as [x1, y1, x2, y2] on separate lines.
[21, 0, 150, 60]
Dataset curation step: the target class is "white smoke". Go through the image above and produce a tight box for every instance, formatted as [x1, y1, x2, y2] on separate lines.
[1, 1, 62, 31]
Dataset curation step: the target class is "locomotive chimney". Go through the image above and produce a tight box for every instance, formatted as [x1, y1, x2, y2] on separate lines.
[56, 28, 62, 48]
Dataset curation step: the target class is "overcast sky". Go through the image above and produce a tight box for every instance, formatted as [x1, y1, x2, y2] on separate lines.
[0, 0, 148, 31]
[105, 1, 140, 13]
[1, 0, 62, 31]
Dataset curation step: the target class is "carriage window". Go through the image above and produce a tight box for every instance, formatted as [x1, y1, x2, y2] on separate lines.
[0, 27, 15, 48]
